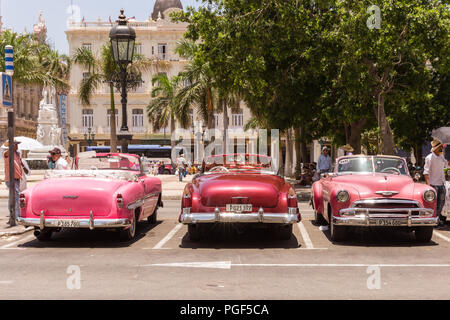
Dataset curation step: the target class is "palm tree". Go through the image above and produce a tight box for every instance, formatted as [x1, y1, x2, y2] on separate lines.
[73, 44, 154, 152]
[147, 73, 189, 149]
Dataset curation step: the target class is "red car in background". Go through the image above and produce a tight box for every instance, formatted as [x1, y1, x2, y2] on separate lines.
[312, 155, 438, 242]
[179, 154, 301, 241]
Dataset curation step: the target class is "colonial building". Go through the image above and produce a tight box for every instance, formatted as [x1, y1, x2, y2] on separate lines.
[65, 0, 254, 154]
[0, 13, 47, 142]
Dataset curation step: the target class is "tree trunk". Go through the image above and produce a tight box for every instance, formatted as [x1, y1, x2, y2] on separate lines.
[170, 115, 176, 149]
[377, 93, 396, 155]
[294, 127, 302, 179]
[348, 119, 366, 154]
[299, 126, 308, 163]
[222, 99, 228, 154]
[109, 84, 118, 152]
[284, 128, 293, 177]
[414, 143, 424, 167]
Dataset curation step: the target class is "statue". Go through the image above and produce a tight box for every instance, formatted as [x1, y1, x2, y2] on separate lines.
[39, 86, 56, 112]
[36, 124, 45, 143]
[49, 125, 61, 146]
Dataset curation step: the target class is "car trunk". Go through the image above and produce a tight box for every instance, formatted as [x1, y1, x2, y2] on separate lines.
[199, 173, 284, 208]
[31, 178, 126, 217]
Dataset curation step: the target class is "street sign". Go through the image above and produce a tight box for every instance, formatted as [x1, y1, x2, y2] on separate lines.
[1, 73, 13, 108]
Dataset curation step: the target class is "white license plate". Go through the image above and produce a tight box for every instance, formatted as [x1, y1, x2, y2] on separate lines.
[55, 220, 81, 228]
[374, 219, 403, 227]
[226, 204, 252, 213]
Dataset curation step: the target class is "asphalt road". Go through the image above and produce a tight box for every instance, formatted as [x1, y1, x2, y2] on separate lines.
[1, 199, 450, 300]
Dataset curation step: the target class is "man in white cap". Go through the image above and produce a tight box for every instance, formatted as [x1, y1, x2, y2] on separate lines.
[317, 146, 332, 174]
[424, 139, 450, 227]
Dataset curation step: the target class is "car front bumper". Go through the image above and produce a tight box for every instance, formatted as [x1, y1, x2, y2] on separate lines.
[336, 207, 438, 227]
[17, 215, 131, 230]
[180, 208, 300, 224]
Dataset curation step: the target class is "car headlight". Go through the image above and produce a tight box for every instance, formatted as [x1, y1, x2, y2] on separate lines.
[336, 190, 350, 203]
[423, 189, 436, 202]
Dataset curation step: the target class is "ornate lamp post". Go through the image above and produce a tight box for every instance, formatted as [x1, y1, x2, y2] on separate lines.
[109, 9, 136, 153]
[84, 127, 96, 147]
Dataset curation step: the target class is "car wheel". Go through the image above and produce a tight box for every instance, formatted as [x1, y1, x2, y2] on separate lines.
[330, 212, 347, 242]
[276, 224, 293, 240]
[120, 214, 137, 241]
[35, 228, 53, 241]
[148, 207, 158, 224]
[164, 169, 171, 175]
[314, 210, 327, 226]
[441, 216, 447, 223]
[188, 224, 202, 241]
[415, 227, 433, 242]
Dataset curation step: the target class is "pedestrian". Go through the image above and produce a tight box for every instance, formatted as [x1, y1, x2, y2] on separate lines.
[317, 146, 332, 174]
[176, 151, 187, 182]
[50, 148, 69, 170]
[424, 139, 450, 228]
[3, 140, 28, 224]
[47, 154, 55, 169]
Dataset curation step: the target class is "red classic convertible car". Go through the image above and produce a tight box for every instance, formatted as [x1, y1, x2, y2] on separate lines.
[18, 152, 162, 241]
[312, 155, 438, 242]
[179, 154, 301, 241]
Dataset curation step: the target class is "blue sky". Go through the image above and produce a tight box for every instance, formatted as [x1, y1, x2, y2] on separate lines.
[1, 0, 201, 54]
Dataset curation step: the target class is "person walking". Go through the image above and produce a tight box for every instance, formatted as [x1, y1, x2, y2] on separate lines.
[3, 140, 28, 225]
[176, 152, 187, 182]
[50, 148, 69, 170]
[317, 146, 332, 174]
[424, 139, 450, 227]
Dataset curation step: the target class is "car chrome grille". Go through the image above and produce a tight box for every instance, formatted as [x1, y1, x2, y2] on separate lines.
[353, 199, 420, 215]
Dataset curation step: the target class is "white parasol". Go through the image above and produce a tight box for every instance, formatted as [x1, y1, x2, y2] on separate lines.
[1, 136, 44, 151]
[432, 127, 450, 145]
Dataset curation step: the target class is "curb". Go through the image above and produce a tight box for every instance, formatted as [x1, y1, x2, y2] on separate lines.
[0, 226, 33, 237]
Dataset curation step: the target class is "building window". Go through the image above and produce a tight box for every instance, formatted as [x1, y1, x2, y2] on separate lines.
[82, 109, 94, 129]
[132, 109, 144, 128]
[82, 72, 90, 79]
[107, 109, 119, 128]
[158, 43, 167, 60]
[152, 46, 154, 55]
[232, 112, 243, 128]
[82, 43, 92, 51]
[135, 43, 143, 55]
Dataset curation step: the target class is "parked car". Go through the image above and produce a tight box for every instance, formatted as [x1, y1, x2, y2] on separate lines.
[179, 154, 301, 241]
[311, 155, 438, 242]
[18, 152, 163, 241]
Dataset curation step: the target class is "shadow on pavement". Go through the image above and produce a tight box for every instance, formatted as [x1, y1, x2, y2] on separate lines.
[310, 220, 440, 247]
[179, 224, 301, 249]
[17, 221, 163, 248]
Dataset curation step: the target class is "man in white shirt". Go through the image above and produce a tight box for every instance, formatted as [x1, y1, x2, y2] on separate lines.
[424, 139, 450, 226]
[317, 146, 332, 174]
[50, 148, 69, 170]
[176, 152, 187, 182]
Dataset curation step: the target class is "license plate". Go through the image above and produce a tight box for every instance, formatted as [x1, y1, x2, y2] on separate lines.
[373, 219, 403, 227]
[55, 220, 81, 228]
[226, 204, 252, 213]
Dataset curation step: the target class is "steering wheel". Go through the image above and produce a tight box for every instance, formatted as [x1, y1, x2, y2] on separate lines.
[380, 167, 401, 174]
[209, 166, 230, 173]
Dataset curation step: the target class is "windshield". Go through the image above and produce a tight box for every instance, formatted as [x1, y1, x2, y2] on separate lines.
[77, 154, 141, 171]
[203, 154, 274, 173]
[337, 156, 408, 175]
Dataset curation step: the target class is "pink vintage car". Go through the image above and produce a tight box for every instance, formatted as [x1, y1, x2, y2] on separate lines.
[179, 154, 301, 241]
[18, 152, 162, 241]
[312, 155, 438, 242]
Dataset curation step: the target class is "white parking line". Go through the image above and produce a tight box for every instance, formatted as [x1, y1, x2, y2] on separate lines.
[434, 231, 450, 243]
[151, 223, 183, 249]
[0, 234, 34, 249]
[0, 281, 14, 284]
[297, 221, 314, 249]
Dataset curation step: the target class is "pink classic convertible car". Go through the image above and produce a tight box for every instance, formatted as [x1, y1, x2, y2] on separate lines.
[18, 152, 162, 241]
[312, 155, 438, 242]
[179, 154, 301, 241]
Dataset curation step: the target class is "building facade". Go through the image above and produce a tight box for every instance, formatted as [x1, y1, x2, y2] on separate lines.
[65, 1, 255, 155]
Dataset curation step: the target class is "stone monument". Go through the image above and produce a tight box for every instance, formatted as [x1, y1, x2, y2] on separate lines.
[26, 86, 67, 168]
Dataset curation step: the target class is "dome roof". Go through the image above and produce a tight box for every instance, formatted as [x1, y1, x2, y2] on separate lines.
[152, 0, 183, 20]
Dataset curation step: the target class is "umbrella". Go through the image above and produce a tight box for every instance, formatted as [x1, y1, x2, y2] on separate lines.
[432, 127, 450, 145]
[1, 136, 44, 151]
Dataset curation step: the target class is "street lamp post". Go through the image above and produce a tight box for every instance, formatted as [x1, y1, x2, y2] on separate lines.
[84, 127, 95, 148]
[109, 9, 136, 153]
